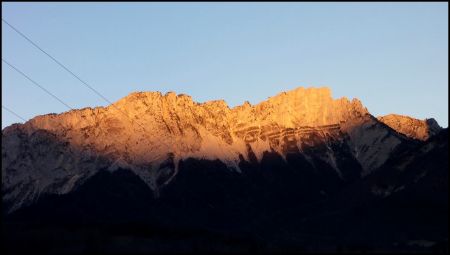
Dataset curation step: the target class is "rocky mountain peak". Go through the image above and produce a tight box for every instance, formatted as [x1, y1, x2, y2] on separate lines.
[425, 118, 442, 134]
[3, 86, 423, 213]
[252, 87, 369, 127]
[377, 114, 442, 141]
[3, 87, 375, 168]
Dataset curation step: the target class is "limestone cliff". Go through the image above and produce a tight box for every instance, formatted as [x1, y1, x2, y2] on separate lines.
[2, 87, 414, 212]
[377, 114, 442, 141]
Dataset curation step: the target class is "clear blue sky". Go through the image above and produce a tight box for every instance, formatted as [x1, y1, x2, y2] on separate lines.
[2, 2, 448, 128]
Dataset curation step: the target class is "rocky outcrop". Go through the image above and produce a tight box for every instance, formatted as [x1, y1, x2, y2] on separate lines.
[2, 87, 415, 212]
[377, 114, 442, 141]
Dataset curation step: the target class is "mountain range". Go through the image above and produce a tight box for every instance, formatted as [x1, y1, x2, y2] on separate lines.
[2, 87, 447, 253]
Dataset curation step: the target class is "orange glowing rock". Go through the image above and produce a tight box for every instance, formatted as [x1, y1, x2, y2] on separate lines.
[377, 114, 441, 141]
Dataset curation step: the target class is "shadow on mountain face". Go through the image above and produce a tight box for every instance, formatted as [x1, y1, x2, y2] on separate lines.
[1, 123, 447, 253]
[294, 129, 449, 253]
[2, 147, 359, 254]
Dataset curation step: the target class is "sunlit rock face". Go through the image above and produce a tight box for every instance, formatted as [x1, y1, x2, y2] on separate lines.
[378, 114, 442, 141]
[2, 87, 418, 212]
[12, 87, 370, 164]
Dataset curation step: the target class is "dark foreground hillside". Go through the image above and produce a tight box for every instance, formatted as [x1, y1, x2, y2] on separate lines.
[2, 130, 448, 254]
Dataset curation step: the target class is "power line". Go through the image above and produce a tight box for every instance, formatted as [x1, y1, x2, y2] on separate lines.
[2, 59, 73, 110]
[2, 18, 113, 105]
[3, 20, 171, 152]
[2, 18, 146, 130]
[2, 105, 27, 122]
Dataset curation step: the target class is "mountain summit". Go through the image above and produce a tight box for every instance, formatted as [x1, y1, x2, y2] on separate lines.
[377, 114, 442, 140]
[2, 86, 447, 253]
[3, 86, 437, 212]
